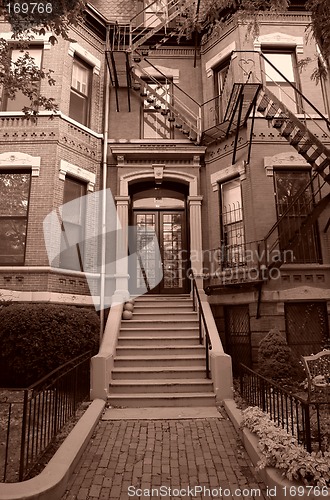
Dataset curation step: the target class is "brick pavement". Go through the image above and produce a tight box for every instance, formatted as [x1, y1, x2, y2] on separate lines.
[62, 411, 267, 500]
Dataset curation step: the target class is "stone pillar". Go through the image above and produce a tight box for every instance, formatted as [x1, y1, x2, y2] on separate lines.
[188, 196, 203, 285]
[114, 196, 130, 301]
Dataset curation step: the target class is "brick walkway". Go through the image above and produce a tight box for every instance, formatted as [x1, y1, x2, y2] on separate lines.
[62, 411, 267, 500]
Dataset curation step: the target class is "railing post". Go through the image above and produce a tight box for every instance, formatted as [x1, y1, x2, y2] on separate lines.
[304, 401, 312, 453]
[19, 389, 29, 482]
[205, 338, 210, 379]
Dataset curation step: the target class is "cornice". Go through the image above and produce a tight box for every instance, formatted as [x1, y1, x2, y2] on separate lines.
[110, 142, 205, 163]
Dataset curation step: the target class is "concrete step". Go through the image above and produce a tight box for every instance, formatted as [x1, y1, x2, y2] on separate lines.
[117, 336, 200, 346]
[133, 294, 191, 300]
[121, 319, 199, 328]
[133, 304, 194, 313]
[115, 345, 205, 356]
[131, 312, 197, 321]
[119, 327, 199, 337]
[107, 392, 216, 408]
[114, 354, 205, 368]
[109, 379, 213, 394]
[111, 366, 208, 380]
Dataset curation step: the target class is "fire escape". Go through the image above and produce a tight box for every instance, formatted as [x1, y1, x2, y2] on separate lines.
[203, 51, 330, 305]
[106, 0, 201, 142]
[105, 6, 330, 302]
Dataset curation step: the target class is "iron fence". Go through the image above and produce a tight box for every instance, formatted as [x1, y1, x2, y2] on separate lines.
[0, 351, 91, 482]
[239, 364, 330, 453]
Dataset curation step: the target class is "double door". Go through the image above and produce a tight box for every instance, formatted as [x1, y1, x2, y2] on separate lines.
[132, 210, 187, 294]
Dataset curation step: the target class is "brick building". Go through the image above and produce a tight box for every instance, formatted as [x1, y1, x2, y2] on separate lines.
[0, 0, 329, 374]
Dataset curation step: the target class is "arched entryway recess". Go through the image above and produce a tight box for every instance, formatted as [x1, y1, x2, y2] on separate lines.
[114, 169, 203, 297]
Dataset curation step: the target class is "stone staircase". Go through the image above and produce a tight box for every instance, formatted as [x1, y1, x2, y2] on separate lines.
[108, 294, 216, 407]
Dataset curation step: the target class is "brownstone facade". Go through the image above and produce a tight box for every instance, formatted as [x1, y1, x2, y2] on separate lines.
[0, 1, 329, 367]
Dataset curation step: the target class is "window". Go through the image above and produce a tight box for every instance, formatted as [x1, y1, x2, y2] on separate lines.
[285, 302, 329, 357]
[59, 177, 86, 271]
[274, 169, 321, 263]
[69, 58, 92, 126]
[214, 58, 231, 123]
[318, 57, 330, 116]
[2, 47, 43, 112]
[262, 50, 301, 112]
[220, 178, 245, 267]
[142, 81, 172, 139]
[0, 170, 31, 265]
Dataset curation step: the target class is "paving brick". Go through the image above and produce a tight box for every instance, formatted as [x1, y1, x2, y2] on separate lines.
[62, 418, 267, 500]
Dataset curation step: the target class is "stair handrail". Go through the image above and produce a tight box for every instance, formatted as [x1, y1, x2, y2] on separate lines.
[258, 51, 330, 128]
[201, 50, 330, 139]
[233, 51, 330, 141]
[133, 65, 200, 132]
[129, 0, 186, 49]
[141, 55, 201, 107]
[190, 271, 212, 379]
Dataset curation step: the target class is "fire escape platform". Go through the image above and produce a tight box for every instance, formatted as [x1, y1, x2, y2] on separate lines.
[202, 83, 261, 146]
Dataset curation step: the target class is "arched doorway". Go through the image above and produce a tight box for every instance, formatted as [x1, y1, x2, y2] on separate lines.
[130, 181, 189, 294]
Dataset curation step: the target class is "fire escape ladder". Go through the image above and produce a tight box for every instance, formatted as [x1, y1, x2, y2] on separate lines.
[129, 0, 190, 53]
[106, 23, 132, 111]
[256, 85, 330, 186]
[131, 62, 201, 142]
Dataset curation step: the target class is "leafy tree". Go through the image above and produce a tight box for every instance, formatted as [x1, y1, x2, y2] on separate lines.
[180, 0, 330, 65]
[0, 0, 85, 116]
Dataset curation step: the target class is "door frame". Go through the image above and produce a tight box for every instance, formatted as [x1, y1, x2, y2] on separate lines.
[132, 207, 189, 294]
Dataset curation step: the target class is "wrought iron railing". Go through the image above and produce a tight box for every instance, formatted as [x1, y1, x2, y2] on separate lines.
[0, 351, 91, 482]
[239, 363, 329, 453]
[203, 240, 265, 286]
[190, 272, 212, 378]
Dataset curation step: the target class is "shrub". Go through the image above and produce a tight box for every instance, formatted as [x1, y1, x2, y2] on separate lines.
[242, 406, 330, 487]
[0, 303, 100, 387]
[257, 328, 305, 385]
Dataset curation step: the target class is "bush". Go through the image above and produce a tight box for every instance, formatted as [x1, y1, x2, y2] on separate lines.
[0, 303, 100, 387]
[257, 328, 305, 385]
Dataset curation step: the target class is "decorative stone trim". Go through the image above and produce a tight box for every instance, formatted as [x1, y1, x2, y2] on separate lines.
[134, 64, 179, 83]
[59, 160, 96, 191]
[210, 160, 246, 191]
[153, 164, 165, 185]
[205, 42, 236, 78]
[0, 32, 51, 49]
[119, 168, 198, 196]
[68, 43, 101, 75]
[0, 152, 41, 176]
[254, 32, 304, 54]
[264, 152, 309, 177]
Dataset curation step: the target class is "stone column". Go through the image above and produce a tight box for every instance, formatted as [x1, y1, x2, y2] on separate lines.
[114, 196, 130, 302]
[187, 196, 203, 285]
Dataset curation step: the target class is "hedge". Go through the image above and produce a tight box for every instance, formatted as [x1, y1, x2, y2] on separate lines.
[0, 303, 100, 387]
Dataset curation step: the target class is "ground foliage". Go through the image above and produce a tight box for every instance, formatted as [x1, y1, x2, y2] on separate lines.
[0, 302, 100, 387]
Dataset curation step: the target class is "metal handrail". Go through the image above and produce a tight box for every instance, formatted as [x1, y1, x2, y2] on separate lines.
[141, 54, 201, 106]
[190, 271, 212, 378]
[135, 65, 199, 123]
